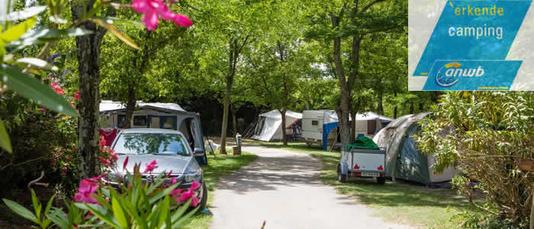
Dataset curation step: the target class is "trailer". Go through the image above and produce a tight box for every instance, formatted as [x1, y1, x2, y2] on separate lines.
[337, 148, 386, 184]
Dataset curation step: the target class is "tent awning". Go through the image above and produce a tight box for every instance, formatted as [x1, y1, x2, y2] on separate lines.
[99, 100, 186, 113]
[259, 110, 302, 120]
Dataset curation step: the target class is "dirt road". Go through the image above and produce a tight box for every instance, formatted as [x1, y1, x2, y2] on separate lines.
[210, 146, 412, 229]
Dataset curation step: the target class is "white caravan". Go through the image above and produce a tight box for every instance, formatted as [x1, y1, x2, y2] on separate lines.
[301, 110, 339, 148]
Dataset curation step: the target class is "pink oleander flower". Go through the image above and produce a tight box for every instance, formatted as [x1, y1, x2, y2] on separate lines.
[50, 82, 64, 95]
[73, 90, 80, 101]
[131, 0, 192, 31]
[143, 160, 158, 173]
[171, 180, 201, 207]
[99, 136, 107, 148]
[74, 178, 99, 204]
[190, 180, 201, 191]
[170, 188, 184, 198]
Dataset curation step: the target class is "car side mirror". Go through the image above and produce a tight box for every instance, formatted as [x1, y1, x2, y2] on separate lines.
[193, 147, 204, 156]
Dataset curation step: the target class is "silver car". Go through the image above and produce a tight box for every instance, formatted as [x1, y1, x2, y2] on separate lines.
[109, 128, 207, 209]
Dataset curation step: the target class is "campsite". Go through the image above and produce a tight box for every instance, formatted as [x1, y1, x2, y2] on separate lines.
[0, 0, 533, 229]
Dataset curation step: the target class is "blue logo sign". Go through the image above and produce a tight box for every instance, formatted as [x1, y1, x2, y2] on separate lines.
[413, 0, 531, 91]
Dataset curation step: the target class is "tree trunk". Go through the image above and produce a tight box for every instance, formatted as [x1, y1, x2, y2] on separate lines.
[377, 90, 384, 115]
[337, 88, 352, 146]
[331, 15, 353, 146]
[279, 109, 287, 146]
[231, 105, 238, 137]
[72, 1, 105, 178]
[393, 91, 398, 119]
[124, 32, 152, 128]
[124, 84, 136, 128]
[220, 39, 238, 154]
[220, 94, 230, 154]
[351, 112, 357, 141]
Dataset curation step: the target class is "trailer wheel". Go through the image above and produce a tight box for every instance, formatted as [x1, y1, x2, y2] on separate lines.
[337, 165, 347, 183]
[377, 177, 386, 185]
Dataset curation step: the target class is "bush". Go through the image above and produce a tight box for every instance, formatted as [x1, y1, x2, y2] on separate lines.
[417, 92, 533, 227]
[0, 97, 78, 196]
[3, 160, 201, 228]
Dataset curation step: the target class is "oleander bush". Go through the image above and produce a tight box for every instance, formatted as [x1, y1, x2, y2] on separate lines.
[3, 160, 201, 228]
[417, 92, 534, 228]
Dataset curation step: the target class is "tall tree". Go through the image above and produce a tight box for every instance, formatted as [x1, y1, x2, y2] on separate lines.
[306, 0, 407, 145]
[71, 0, 108, 177]
[186, 0, 272, 153]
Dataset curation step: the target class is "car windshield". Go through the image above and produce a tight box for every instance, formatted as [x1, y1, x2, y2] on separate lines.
[113, 133, 190, 156]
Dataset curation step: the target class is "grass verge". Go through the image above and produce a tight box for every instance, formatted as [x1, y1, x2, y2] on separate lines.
[184, 153, 257, 228]
[260, 142, 476, 229]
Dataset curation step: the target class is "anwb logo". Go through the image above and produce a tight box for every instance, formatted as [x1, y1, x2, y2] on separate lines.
[435, 62, 485, 87]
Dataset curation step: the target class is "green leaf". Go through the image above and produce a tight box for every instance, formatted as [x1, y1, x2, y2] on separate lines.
[30, 189, 42, 222]
[0, 65, 78, 116]
[173, 202, 197, 227]
[4, 6, 46, 21]
[75, 203, 119, 228]
[149, 183, 179, 205]
[10, 27, 93, 49]
[170, 199, 190, 224]
[91, 18, 139, 50]
[157, 196, 170, 228]
[112, 197, 128, 228]
[16, 58, 58, 71]
[46, 208, 69, 229]
[2, 199, 39, 224]
[0, 120, 12, 153]
[44, 194, 56, 216]
[0, 18, 36, 43]
[146, 178, 166, 195]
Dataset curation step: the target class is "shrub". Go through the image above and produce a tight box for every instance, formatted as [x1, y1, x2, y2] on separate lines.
[417, 92, 534, 227]
[3, 160, 201, 228]
[0, 99, 78, 196]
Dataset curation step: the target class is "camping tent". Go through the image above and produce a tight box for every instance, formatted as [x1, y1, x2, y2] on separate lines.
[354, 112, 393, 137]
[99, 100, 208, 165]
[251, 110, 302, 141]
[373, 113, 456, 185]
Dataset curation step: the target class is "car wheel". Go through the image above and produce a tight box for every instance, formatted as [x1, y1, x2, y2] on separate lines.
[377, 177, 386, 185]
[198, 182, 208, 211]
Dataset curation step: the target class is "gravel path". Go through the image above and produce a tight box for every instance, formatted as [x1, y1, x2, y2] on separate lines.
[210, 146, 412, 229]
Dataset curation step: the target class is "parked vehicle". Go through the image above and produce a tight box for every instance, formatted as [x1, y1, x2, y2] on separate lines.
[337, 148, 387, 184]
[107, 128, 208, 209]
[99, 100, 208, 165]
[301, 110, 339, 150]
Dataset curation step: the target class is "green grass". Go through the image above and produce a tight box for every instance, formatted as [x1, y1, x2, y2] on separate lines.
[259, 142, 476, 229]
[184, 153, 257, 228]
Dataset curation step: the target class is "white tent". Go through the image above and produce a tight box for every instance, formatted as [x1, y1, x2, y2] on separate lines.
[354, 112, 393, 137]
[252, 110, 302, 141]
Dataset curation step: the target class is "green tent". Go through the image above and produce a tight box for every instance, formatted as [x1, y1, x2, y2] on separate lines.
[373, 113, 456, 185]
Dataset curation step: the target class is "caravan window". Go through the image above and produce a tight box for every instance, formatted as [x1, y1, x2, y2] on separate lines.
[118, 115, 128, 128]
[311, 120, 319, 126]
[133, 115, 148, 127]
[160, 116, 177, 129]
